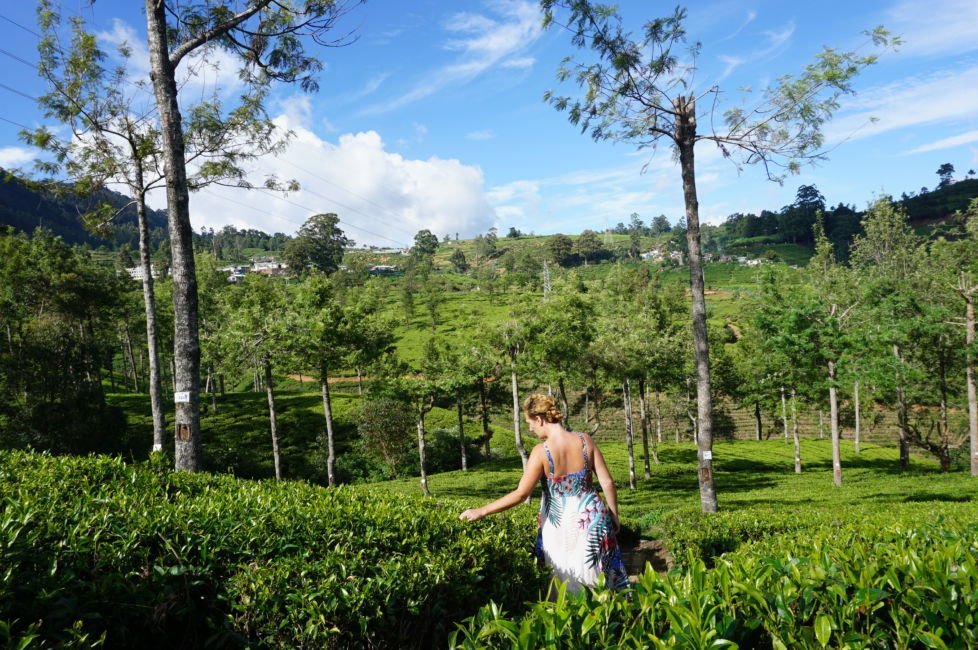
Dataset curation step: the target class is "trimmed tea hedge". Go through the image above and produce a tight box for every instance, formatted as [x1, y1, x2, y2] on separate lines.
[451, 518, 978, 648]
[0, 451, 546, 648]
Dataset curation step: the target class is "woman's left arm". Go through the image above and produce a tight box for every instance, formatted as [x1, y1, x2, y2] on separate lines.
[590, 439, 620, 533]
[460, 445, 545, 521]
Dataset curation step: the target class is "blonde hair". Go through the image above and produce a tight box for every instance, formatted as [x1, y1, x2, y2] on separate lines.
[523, 393, 563, 423]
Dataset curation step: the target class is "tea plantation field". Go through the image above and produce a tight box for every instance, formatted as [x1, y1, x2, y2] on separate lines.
[2, 438, 976, 648]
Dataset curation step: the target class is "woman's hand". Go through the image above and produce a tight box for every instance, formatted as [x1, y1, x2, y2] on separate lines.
[610, 511, 621, 535]
[459, 508, 484, 522]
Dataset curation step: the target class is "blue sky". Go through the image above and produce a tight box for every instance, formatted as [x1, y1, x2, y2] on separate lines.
[1, 0, 977, 248]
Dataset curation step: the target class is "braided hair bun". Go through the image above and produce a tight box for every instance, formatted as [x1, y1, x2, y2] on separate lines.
[522, 393, 563, 423]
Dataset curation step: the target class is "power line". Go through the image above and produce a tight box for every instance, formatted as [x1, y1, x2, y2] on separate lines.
[0, 47, 36, 69]
[0, 82, 36, 102]
[198, 186, 408, 248]
[0, 13, 40, 38]
[275, 156, 417, 240]
[253, 187, 408, 246]
[283, 180, 417, 242]
[0, 115, 30, 130]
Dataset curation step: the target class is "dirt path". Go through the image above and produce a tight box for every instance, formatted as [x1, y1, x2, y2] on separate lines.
[621, 539, 673, 578]
[287, 374, 363, 384]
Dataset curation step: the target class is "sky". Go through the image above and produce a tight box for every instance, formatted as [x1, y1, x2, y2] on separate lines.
[1, 0, 977, 248]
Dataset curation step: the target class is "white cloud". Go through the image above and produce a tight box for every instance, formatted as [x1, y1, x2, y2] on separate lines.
[0, 147, 36, 169]
[164, 117, 496, 246]
[718, 55, 745, 80]
[501, 57, 535, 69]
[98, 19, 246, 108]
[713, 21, 794, 86]
[762, 23, 795, 54]
[887, 0, 978, 57]
[826, 65, 978, 144]
[359, 1, 543, 115]
[903, 130, 978, 155]
[466, 130, 495, 141]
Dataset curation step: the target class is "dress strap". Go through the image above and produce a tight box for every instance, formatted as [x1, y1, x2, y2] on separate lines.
[543, 442, 555, 475]
[576, 432, 589, 471]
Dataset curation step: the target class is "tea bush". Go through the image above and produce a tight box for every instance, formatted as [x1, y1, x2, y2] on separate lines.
[0, 450, 546, 648]
[451, 518, 978, 648]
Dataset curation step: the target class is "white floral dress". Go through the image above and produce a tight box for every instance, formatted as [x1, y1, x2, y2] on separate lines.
[534, 432, 629, 592]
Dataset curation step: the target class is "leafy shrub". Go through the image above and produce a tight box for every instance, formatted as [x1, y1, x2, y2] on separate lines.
[452, 519, 978, 648]
[0, 450, 546, 648]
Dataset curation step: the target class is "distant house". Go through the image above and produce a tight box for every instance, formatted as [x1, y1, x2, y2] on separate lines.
[218, 265, 249, 282]
[125, 265, 163, 281]
[368, 264, 399, 275]
[744, 258, 762, 267]
[252, 258, 287, 276]
[668, 251, 684, 265]
[640, 248, 663, 261]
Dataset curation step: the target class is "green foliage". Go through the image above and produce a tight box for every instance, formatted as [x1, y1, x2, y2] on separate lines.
[282, 213, 351, 275]
[412, 229, 440, 261]
[452, 518, 978, 648]
[358, 396, 415, 477]
[0, 450, 546, 648]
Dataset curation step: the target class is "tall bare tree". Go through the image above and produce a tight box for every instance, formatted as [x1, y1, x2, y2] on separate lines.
[141, 0, 358, 470]
[29, 3, 288, 453]
[540, 1, 897, 511]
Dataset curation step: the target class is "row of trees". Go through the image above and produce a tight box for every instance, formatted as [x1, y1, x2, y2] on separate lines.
[26, 0, 363, 472]
[3, 195, 976, 496]
[744, 198, 978, 479]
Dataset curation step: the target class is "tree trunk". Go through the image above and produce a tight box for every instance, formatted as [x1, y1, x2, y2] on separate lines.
[209, 363, 217, 414]
[754, 400, 762, 441]
[511, 361, 527, 467]
[479, 378, 491, 461]
[108, 350, 116, 392]
[791, 389, 801, 474]
[676, 95, 717, 513]
[320, 365, 336, 487]
[623, 380, 636, 489]
[264, 357, 281, 481]
[557, 376, 570, 430]
[145, 0, 202, 471]
[638, 378, 654, 476]
[133, 185, 166, 452]
[417, 405, 430, 496]
[853, 380, 861, 454]
[829, 360, 841, 486]
[123, 322, 139, 391]
[894, 345, 910, 470]
[357, 366, 363, 395]
[654, 389, 663, 443]
[965, 292, 978, 477]
[456, 390, 468, 471]
[780, 385, 789, 443]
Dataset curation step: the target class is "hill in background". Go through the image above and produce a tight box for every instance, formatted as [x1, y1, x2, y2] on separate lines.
[0, 168, 168, 249]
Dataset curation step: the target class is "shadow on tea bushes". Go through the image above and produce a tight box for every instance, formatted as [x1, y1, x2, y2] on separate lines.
[0, 451, 547, 649]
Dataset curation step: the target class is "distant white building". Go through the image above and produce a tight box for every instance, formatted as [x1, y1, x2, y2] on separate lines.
[219, 265, 249, 282]
[252, 258, 288, 275]
[125, 265, 162, 281]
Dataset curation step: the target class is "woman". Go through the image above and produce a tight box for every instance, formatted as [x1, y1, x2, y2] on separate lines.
[460, 393, 629, 592]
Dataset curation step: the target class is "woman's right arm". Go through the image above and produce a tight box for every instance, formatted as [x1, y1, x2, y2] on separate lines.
[460, 445, 544, 521]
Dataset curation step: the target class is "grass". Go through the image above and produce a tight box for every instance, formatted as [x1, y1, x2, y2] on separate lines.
[368, 436, 976, 539]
